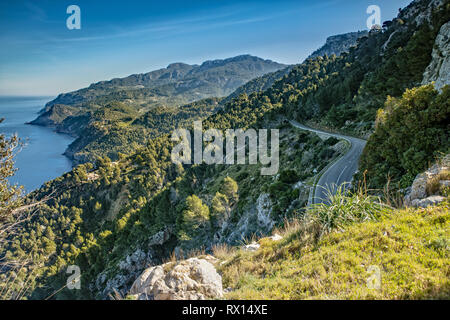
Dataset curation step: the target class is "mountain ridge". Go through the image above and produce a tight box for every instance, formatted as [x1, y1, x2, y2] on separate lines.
[42, 55, 286, 110]
[307, 31, 368, 60]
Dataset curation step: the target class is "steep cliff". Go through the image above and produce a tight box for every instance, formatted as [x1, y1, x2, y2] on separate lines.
[422, 21, 450, 89]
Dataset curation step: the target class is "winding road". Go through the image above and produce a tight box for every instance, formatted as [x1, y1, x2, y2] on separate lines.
[290, 121, 367, 205]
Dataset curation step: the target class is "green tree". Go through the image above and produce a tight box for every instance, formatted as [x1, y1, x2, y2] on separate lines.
[0, 120, 23, 225]
[221, 177, 239, 204]
[211, 192, 230, 228]
[178, 195, 210, 240]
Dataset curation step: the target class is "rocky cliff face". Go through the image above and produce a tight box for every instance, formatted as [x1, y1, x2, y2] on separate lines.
[28, 104, 82, 128]
[404, 154, 449, 208]
[399, 0, 445, 26]
[94, 228, 173, 299]
[422, 21, 450, 90]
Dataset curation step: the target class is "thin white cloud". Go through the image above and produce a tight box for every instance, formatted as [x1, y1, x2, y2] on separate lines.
[3, 5, 292, 46]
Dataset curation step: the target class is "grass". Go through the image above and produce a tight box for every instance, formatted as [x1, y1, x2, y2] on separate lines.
[216, 191, 450, 300]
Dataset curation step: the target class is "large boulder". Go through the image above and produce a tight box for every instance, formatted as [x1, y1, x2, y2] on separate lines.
[129, 256, 223, 300]
[405, 173, 428, 203]
[412, 196, 446, 208]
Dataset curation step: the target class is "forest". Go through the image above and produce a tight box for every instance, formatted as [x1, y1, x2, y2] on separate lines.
[0, 0, 449, 300]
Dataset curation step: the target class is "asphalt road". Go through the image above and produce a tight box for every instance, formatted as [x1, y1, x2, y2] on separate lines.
[290, 121, 367, 205]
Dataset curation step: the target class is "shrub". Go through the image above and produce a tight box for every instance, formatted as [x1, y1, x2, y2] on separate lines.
[308, 185, 390, 233]
[359, 85, 450, 189]
[279, 170, 299, 184]
[177, 195, 210, 240]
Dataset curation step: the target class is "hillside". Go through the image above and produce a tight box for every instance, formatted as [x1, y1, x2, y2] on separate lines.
[127, 155, 449, 300]
[218, 199, 449, 300]
[32, 55, 285, 123]
[225, 30, 368, 104]
[29, 28, 373, 165]
[29, 55, 285, 164]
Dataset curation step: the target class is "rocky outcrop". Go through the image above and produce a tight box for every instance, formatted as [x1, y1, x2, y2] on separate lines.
[404, 154, 449, 208]
[129, 256, 223, 300]
[226, 193, 275, 243]
[148, 227, 172, 247]
[308, 31, 368, 60]
[28, 104, 81, 127]
[422, 21, 450, 90]
[95, 228, 174, 299]
[95, 248, 155, 299]
[399, 0, 445, 26]
[411, 196, 446, 208]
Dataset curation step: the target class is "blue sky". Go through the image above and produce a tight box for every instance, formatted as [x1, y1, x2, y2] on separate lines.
[0, 0, 411, 96]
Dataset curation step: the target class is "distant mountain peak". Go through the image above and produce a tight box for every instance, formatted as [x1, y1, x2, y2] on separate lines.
[166, 62, 194, 69]
[199, 54, 284, 68]
[42, 55, 286, 109]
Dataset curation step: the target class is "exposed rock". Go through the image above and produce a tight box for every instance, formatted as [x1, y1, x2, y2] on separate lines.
[399, 0, 445, 26]
[243, 243, 260, 251]
[130, 266, 165, 296]
[405, 173, 428, 203]
[225, 193, 275, 244]
[268, 234, 283, 242]
[412, 196, 446, 208]
[148, 227, 172, 247]
[95, 248, 157, 299]
[256, 193, 275, 230]
[129, 256, 223, 300]
[42, 55, 286, 110]
[422, 21, 450, 90]
[308, 31, 368, 60]
[404, 154, 449, 207]
[243, 234, 283, 251]
[440, 180, 450, 188]
[119, 249, 148, 271]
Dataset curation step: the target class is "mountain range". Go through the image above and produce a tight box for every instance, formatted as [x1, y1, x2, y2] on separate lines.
[42, 55, 286, 110]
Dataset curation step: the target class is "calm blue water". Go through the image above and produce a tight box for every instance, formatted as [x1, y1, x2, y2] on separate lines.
[0, 96, 74, 193]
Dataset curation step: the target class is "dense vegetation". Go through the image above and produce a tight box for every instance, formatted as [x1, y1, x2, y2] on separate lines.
[1, 91, 343, 299]
[360, 85, 450, 189]
[282, 2, 449, 138]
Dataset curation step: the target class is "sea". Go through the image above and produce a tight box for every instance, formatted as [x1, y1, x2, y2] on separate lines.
[0, 96, 74, 193]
